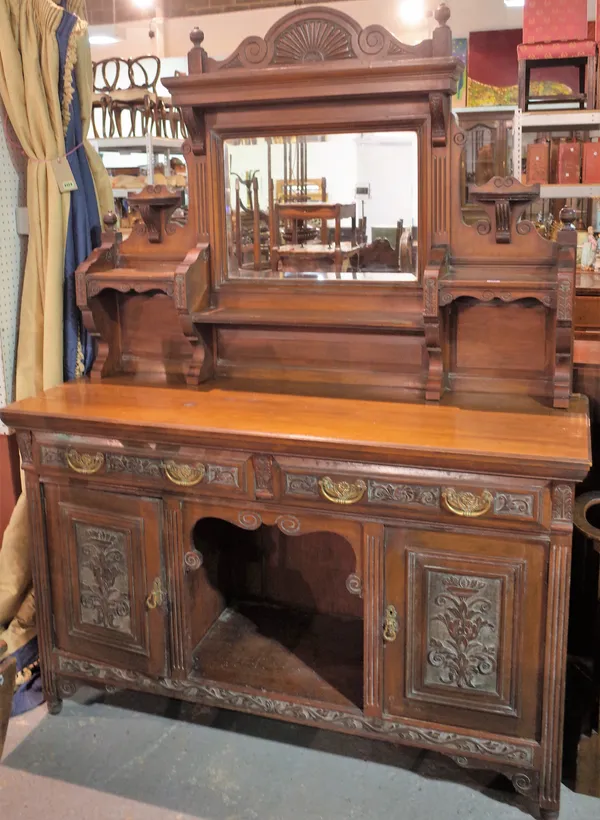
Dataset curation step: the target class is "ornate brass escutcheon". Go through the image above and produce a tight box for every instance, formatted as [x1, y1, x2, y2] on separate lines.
[442, 488, 493, 518]
[66, 449, 105, 475]
[318, 477, 367, 505]
[164, 460, 206, 487]
[145, 578, 166, 611]
[383, 605, 399, 643]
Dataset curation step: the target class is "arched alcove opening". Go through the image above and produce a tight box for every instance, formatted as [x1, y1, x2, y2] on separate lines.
[187, 518, 363, 709]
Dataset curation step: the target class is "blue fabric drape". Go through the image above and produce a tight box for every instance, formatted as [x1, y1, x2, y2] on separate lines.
[57, 9, 101, 381]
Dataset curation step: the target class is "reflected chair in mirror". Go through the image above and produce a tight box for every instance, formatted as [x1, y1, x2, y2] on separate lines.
[517, 0, 597, 111]
[233, 175, 270, 272]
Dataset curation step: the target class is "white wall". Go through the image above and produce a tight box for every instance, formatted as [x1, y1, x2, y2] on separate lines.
[226, 132, 418, 236]
[90, 0, 528, 63]
[90, 0, 600, 67]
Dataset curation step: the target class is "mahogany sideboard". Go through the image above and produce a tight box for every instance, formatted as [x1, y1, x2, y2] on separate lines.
[0, 6, 594, 819]
[1, 383, 591, 820]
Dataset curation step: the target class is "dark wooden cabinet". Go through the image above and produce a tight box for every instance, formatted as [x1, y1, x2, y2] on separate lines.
[45, 486, 167, 677]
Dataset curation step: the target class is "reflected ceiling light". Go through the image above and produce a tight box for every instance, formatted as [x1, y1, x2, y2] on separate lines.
[89, 34, 120, 45]
[398, 0, 426, 27]
[133, 0, 154, 8]
[504, 0, 525, 6]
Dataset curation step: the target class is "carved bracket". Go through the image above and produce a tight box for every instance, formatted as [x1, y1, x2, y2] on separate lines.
[469, 177, 540, 244]
[128, 186, 183, 244]
[430, 92, 449, 148]
[181, 106, 206, 156]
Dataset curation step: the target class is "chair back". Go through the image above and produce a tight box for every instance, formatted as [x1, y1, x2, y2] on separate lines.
[523, 0, 588, 44]
[92, 57, 124, 94]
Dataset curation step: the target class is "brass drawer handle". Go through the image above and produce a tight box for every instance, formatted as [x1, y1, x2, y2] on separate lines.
[319, 477, 366, 505]
[164, 460, 205, 487]
[66, 449, 105, 475]
[442, 488, 493, 518]
[383, 605, 399, 643]
[146, 578, 166, 610]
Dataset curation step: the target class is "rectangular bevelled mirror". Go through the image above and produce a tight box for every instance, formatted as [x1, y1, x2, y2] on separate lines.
[224, 131, 419, 282]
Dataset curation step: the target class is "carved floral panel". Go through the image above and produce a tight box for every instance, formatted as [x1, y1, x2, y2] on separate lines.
[425, 572, 501, 693]
[75, 524, 132, 636]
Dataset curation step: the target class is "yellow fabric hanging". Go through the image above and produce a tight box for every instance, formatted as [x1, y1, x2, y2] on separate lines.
[0, 0, 112, 656]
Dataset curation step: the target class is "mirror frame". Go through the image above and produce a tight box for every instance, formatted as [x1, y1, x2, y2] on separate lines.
[164, 4, 462, 326]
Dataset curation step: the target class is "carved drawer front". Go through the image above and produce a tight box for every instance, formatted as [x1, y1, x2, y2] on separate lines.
[45, 485, 167, 677]
[278, 457, 549, 530]
[383, 527, 545, 740]
[35, 434, 251, 499]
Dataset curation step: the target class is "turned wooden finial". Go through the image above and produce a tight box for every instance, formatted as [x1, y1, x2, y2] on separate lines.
[559, 207, 577, 230]
[104, 211, 118, 230]
[190, 27, 205, 48]
[432, 3, 452, 57]
[434, 2, 451, 27]
[188, 27, 207, 74]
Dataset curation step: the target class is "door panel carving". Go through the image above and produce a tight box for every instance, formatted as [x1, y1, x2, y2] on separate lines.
[425, 572, 500, 692]
[45, 485, 167, 677]
[77, 524, 133, 634]
[384, 528, 545, 739]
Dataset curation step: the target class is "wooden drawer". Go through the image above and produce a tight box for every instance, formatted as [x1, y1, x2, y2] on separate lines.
[33, 433, 252, 500]
[277, 457, 551, 530]
[575, 295, 600, 330]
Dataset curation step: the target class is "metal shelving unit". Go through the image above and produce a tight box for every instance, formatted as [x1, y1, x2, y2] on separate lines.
[89, 135, 185, 193]
[513, 109, 600, 195]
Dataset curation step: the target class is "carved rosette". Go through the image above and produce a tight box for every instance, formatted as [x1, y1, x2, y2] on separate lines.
[276, 514, 301, 535]
[184, 551, 203, 573]
[346, 573, 363, 597]
[238, 511, 262, 530]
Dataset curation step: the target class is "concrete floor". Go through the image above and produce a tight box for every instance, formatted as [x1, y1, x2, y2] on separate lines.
[1, 688, 600, 820]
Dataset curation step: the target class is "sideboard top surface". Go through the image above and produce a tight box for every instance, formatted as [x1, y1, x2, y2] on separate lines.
[1, 381, 591, 480]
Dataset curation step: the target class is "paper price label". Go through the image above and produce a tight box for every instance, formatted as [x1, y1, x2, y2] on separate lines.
[51, 157, 78, 194]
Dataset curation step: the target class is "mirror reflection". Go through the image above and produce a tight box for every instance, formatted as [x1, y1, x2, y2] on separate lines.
[224, 132, 418, 281]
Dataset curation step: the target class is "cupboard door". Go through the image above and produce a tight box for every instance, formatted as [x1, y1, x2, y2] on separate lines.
[46, 485, 167, 677]
[384, 528, 545, 738]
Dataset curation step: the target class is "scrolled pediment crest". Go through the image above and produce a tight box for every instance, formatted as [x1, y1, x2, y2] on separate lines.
[215, 7, 432, 71]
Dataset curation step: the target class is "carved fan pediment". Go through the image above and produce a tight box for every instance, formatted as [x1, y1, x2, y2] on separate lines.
[215, 6, 434, 71]
[273, 19, 354, 64]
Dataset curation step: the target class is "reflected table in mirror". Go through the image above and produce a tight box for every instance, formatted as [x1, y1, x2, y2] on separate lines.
[224, 131, 419, 282]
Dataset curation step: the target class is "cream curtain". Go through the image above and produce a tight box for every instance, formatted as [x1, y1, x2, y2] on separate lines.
[0, 0, 112, 657]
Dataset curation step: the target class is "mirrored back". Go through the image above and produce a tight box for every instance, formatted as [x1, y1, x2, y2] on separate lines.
[224, 131, 419, 282]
